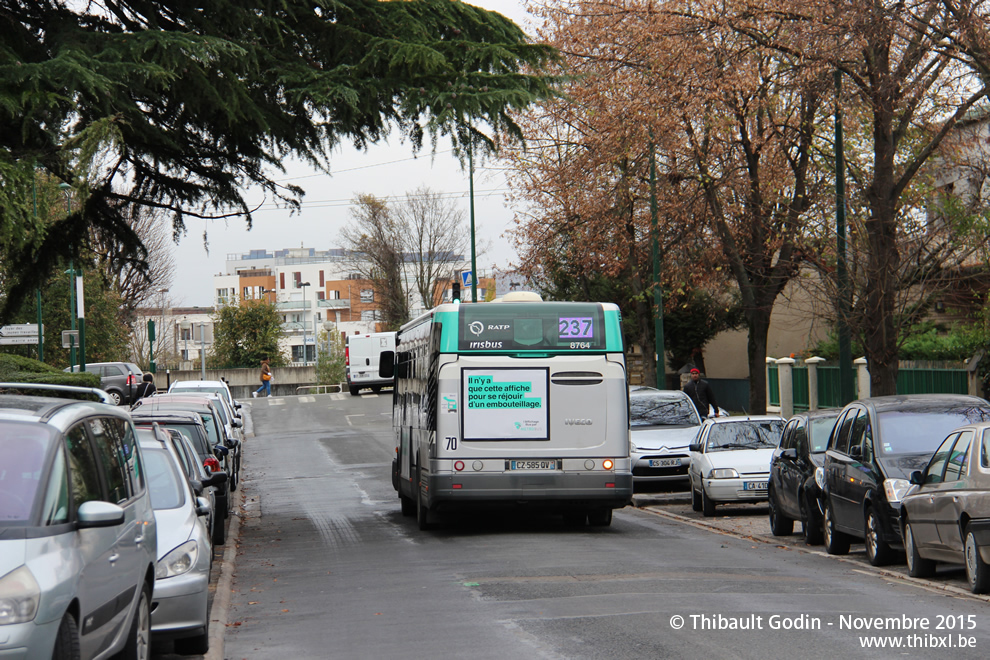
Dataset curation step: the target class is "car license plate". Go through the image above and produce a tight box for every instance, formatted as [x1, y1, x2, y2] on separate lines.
[743, 481, 768, 491]
[507, 460, 561, 470]
[649, 458, 681, 468]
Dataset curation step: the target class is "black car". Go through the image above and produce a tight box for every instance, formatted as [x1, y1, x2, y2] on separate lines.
[63, 361, 143, 405]
[821, 394, 990, 566]
[768, 408, 841, 544]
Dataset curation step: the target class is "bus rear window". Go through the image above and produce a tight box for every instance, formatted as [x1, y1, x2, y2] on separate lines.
[458, 303, 607, 351]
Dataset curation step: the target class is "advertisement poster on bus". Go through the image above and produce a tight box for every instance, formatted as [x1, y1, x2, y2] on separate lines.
[461, 368, 549, 441]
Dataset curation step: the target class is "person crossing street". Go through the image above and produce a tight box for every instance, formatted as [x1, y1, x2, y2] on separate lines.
[683, 368, 720, 419]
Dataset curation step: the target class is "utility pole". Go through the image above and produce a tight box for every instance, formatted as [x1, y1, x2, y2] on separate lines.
[468, 144, 478, 303]
[835, 70, 854, 404]
[649, 140, 666, 389]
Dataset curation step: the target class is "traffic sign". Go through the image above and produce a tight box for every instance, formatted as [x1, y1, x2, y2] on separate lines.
[0, 336, 39, 345]
[62, 330, 80, 348]
[0, 324, 41, 338]
[461, 271, 473, 287]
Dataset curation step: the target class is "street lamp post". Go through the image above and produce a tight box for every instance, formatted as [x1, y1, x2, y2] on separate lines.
[199, 322, 207, 380]
[150, 288, 168, 374]
[299, 282, 311, 365]
[58, 184, 76, 370]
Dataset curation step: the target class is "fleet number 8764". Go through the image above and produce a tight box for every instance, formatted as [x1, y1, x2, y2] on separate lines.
[569, 342, 590, 349]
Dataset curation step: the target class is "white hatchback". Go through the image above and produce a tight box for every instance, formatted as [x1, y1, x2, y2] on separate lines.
[688, 416, 785, 516]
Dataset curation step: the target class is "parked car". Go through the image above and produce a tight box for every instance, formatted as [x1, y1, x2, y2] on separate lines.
[132, 393, 240, 492]
[63, 361, 143, 405]
[136, 424, 214, 654]
[628, 387, 703, 488]
[130, 410, 231, 545]
[168, 379, 240, 416]
[0, 386, 157, 659]
[688, 416, 785, 516]
[768, 409, 842, 544]
[900, 422, 990, 593]
[820, 394, 990, 566]
[345, 331, 396, 395]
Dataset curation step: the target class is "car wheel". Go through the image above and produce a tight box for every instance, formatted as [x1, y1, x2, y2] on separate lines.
[400, 494, 415, 517]
[690, 480, 702, 512]
[768, 486, 794, 536]
[965, 527, 990, 594]
[349, 386, 360, 396]
[52, 612, 81, 660]
[118, 584, 150, 660]
[823, 499, 850, 555]
[701, 485, 717, 517]
[211, 510, 226, 546]
[864, 506, 895, 566]
[563, 510, 587, 527]
[371, 386, 382, 393]
[107, 390, 123, 406]
[800, 494, 824, 546]
[229, 465, 239, 492]
[173, 627, 210, 656]
[588, 508, 612, 527]
[905, 521, 936, 578]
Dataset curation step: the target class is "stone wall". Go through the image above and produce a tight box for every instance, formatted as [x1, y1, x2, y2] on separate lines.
[153, 366, 321, 400]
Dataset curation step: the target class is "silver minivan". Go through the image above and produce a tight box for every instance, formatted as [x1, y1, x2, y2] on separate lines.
[0, 388, 157, 659]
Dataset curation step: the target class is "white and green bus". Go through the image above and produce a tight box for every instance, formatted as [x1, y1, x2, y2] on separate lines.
[381, 293, 632, 529]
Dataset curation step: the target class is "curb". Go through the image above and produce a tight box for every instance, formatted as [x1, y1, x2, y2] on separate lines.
[639, 505, 990, 604]
[204, 487, 242, 660]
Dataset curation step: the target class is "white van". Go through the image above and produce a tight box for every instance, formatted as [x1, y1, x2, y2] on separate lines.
[345, 331, 396, 395]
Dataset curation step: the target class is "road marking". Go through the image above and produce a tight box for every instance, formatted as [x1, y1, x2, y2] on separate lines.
[268, 398, 284, 406]
[331, 393, 346, 401]
[299, 396, 316, 403]
[345, 414, 365, 426]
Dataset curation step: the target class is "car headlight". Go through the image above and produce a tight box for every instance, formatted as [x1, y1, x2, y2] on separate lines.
[156, 540, 199, 579]
[629, 439, 639, 452]
[0, 566, 40, 625]
[883, 478, 912, 504]
[708, 468, 739, 479]
[815, 467, 825, 491]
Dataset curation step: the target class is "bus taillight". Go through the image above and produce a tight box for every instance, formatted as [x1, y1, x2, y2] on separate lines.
[454, 461, 465, 471]
[602, 459, 614, 470]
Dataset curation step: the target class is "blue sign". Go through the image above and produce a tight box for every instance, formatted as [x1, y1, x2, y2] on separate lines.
[461, 271, 473, 287]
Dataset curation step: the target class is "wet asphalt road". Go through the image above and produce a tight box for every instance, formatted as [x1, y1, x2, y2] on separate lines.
[221, 393, 990, 659]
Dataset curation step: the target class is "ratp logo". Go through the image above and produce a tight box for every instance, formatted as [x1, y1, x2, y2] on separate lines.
[468, 321, 484, 336]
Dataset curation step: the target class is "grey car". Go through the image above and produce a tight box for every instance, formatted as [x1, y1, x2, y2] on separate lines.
[628, 387, 703, 488]
[136, 427, 213, 654]
[64, 362, 144, 406]
[0, 386, 157, 660]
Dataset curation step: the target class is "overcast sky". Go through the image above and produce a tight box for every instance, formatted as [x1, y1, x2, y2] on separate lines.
[169, 0, 535, 307]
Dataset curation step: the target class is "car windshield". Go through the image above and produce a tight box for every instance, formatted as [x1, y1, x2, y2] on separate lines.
[0, 422, 55, 524]
[809, 416, 840, 453]
[156, 423, 209, 458]
[877, 408, 990, 455]
[706, 420, 784, 452]
[142, 447, 184, 510]
[630, 393, 700, 427]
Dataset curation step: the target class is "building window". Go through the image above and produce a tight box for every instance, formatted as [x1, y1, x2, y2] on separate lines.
[294, 272, 302, 287]
[319, 270, 325, 287]
[280, 272, 285, 289]
[361, 310, 381, 321]
[360, 289, 374, 303]
[291, 345, 315, 362]
[317, 291, 325, 300]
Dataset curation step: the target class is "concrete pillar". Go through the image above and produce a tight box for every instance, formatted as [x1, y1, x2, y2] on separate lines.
[766, 357, 777, 411]
[855, 357, 870, 400]
[777, 357, 795, 419]
[805, 356, 826, 411]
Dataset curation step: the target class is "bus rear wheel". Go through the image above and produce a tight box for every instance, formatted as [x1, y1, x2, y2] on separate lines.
[562, 510, 587, 527]
[400, 494, 415, 517]
[416, 480, 432, 530]
[588, 508, 612, 527]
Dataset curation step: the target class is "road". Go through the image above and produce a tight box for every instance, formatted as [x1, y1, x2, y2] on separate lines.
[220, 393, 990, 659]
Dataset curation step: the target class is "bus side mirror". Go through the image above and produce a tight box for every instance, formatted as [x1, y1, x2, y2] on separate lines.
[380, 351, 394, 378]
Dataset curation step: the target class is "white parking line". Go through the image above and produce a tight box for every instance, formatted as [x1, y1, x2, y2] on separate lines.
[299, 396, 316, 403]
[345, 414, 365, 426]
[268, 398, 284, 406]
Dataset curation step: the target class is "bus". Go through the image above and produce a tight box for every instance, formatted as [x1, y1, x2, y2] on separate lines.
[380, 292, 632, 529]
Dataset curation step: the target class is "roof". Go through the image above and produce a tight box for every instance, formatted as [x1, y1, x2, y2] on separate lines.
[858, 394, 989, 413]
[706, 415, 784, 424]
[131, 409, 205, 425]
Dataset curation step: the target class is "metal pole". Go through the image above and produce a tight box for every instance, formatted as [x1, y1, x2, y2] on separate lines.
[36, 289, 43, 362]
[835, 69, 854, 404]
[468, 145, 478, 303]
[76, 275, 86, 371]
[68, 261, 76, 370]
[649, 140, 666, 389]
[200, 323, 206, 380]
[302, 283, 308, 366]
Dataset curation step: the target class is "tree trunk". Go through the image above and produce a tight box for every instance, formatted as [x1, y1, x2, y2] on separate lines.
[746, 309, 771, 415]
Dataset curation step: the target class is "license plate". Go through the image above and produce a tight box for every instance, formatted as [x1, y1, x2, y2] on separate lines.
[649, 458, 681, 468]
[743, 481, 768, 491]
[507, 460, 560, 471]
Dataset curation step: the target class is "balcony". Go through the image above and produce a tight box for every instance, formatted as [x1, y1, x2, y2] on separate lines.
[276, 301, 309, 311]
[318, 299, 350, 310]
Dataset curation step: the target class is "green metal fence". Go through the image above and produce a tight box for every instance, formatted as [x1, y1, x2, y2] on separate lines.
[766, 361, 968, 411]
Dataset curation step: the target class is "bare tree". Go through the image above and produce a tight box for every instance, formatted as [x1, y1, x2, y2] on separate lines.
[340, 195, 410, 329]
[395, 186, 470, 308]
[91, 203, 176, 322]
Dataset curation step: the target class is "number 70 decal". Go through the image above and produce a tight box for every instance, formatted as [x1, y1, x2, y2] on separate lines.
[445, 436, 458, 450]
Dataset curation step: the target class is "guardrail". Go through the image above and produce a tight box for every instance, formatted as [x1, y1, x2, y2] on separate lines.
[295, 383, 345, 394]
